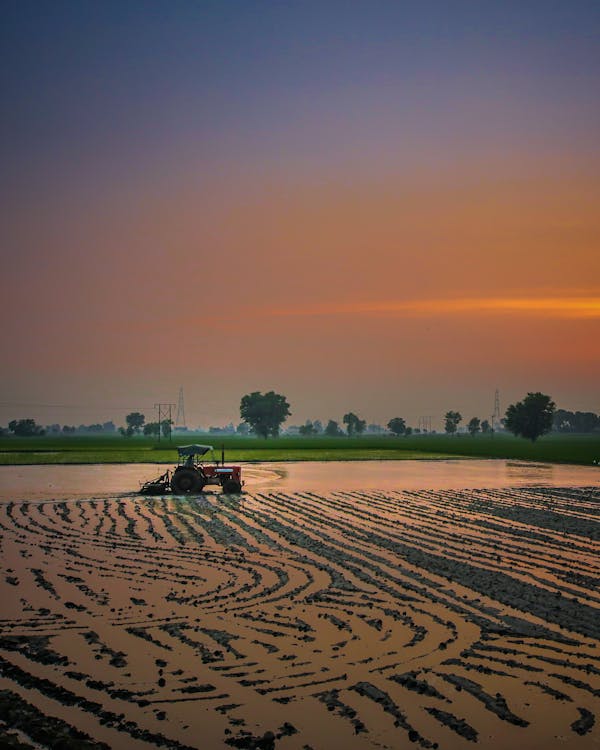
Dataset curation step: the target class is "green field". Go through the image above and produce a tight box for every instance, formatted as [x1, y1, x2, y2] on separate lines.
[0, 432, 598, 466]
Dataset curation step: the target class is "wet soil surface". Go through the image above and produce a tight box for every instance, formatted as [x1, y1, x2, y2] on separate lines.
[0, 485, 599, 748]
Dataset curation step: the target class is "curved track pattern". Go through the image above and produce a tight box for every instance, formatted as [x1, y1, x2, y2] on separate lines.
[0, 487, 599, 749]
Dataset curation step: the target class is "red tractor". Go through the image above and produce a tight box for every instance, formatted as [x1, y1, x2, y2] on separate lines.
[140, 444, 243, 495]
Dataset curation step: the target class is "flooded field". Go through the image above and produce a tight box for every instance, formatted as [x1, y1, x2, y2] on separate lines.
[1, 459, 599, 502]
[0, 466, 599, 748]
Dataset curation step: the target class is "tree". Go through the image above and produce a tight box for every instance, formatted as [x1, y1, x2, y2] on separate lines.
[236, 422, 250, 435]
[404, 426, 413, 436]
[480, 419, 491, 434]
[505, 392, 556, 442]
[125, 412, 145, 435]
[553, 409, 572, 432]
[161, 419, 173, 439]
[8, 419, 45, 437]
[343, 412, 366, 436]
[299, 420, 317, 436]
[553, 408, 599, 433]
[572, 411, 599, 432]
[240, 391, 291, 438]
[444, 411, 462, 435]
[312, 419, 323, 434]
[143, 422, 161, 437]
[467, 417, 481, 436]
[387, 417, 406, 436]
[325, 419, 342, 436]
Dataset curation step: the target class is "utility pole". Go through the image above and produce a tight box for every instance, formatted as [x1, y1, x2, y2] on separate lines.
[490, 388, 501, 438]
[175, 387, 186, 429]
[154, 403, 175, 442]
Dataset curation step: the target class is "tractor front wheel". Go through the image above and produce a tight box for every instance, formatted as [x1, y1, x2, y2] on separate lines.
[222, 479, 242, 494]
[171, 469, 204, 494]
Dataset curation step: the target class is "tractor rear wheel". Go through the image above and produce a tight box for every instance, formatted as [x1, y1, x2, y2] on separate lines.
[222, 479, 242, 494]
[171, 469, 204, 494]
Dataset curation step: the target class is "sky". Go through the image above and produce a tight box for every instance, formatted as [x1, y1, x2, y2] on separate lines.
[1, 1, 599, 430]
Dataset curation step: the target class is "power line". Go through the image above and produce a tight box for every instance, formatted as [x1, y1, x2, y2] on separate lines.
[0, 402, 152, 411]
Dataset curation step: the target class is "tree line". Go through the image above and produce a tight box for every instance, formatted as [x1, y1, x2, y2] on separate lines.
[1, 420, 117, 437]
[2, 392, 596, 443]
[235, 391, 573, 443]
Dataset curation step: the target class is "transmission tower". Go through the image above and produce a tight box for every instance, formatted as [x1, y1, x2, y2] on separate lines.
[175, 387, 186, 428]
[154, 403, 175, 442]
[492, 388, 501, 431]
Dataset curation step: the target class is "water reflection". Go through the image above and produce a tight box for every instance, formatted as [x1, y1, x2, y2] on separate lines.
[505, 460, 555, 485]
[0, 459, 598, 502]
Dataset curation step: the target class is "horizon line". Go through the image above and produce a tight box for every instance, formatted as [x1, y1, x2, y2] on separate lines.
[262, 295, 600, 320]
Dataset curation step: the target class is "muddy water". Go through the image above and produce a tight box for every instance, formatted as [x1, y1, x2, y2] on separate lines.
[0, 459, 598, 501]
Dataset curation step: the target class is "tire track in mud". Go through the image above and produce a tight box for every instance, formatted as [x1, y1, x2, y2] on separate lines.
[0, 486, 598, 749]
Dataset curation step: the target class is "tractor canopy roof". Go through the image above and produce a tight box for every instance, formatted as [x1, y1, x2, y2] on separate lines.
[177, 444, 213, 457]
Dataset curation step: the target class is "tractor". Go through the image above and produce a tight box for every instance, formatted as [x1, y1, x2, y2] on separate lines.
[140, 444, 243, 495]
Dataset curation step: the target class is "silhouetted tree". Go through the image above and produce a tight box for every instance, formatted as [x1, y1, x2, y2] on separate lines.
[236, 422, 250, 435]
[143, 422, 161, 437]
[404, 426, 413, 436]
[125, 412, 145, 435]
[444, 411, 462, 435]
[553, 408, 599, 433]
[161, 419, 173, 439]
[325, 419, 342, 436]
[467, 417, 481, 436]
[240, 391, 291, 438]
[480, 419, 491, 434]
[299, 420, 317, 435]
[343, 412, 366, 436]
[387, 417, 407, 436]
[8, 419, 45, 437]
[505, 392, 555, 442]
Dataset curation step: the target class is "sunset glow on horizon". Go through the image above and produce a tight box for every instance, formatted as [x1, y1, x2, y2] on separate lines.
[1, 2, 599, 428]
[259, 295, 600, 321]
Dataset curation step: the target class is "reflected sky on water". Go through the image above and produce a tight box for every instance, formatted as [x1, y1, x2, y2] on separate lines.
[0, 459, 599, 502]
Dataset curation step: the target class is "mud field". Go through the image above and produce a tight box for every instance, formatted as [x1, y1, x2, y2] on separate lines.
[1, 486, 599, 749]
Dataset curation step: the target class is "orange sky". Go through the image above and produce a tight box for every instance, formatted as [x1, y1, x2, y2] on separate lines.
[1, 4, 599, 429]
[3, 158, 598, 428]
